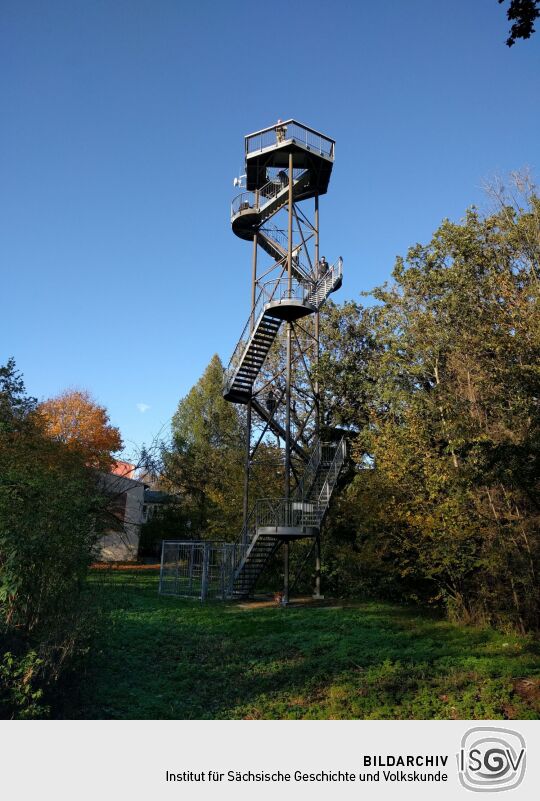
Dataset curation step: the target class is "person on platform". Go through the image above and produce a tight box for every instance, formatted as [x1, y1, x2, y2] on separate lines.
[275, 119, 287, 143]
[277, 169, 288, 188]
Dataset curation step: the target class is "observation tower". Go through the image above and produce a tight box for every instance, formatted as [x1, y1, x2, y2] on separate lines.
[223, 120, 346, 603]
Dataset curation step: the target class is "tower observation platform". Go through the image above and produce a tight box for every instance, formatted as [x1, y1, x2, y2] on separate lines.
[244, 120, 334, 195]
[224, 120, 342, 406]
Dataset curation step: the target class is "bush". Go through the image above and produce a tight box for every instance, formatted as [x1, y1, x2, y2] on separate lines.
[1, 359, 107, 717]
[0, 650, 46, 719]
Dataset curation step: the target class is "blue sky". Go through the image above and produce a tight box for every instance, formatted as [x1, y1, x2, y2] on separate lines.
[1, 0, 539, 456]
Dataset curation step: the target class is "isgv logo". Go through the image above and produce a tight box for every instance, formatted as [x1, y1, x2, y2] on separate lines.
[457, 727, 526, 792]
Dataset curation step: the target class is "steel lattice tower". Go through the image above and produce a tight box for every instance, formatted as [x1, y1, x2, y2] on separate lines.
[223, 120, 345, 603]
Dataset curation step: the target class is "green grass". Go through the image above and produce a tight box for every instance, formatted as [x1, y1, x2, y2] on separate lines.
[69, 569, 540, 720]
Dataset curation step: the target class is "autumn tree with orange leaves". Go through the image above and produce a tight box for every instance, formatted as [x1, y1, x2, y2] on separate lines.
[38, 389, 122, 469]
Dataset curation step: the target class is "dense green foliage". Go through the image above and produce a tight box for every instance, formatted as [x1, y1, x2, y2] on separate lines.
[163, 354, 245, 538]
[72, 569, 539, 720]
[0, 360, 105, 718]
[319, 191, 540, 630]
[163, 353, 282, 540]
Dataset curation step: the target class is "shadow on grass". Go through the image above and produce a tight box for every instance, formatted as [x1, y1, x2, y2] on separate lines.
[70, 570, 540, 720]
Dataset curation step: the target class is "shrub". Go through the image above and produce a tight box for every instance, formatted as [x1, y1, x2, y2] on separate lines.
[0, 650, 46, 719]
[1, 359, 106, 717]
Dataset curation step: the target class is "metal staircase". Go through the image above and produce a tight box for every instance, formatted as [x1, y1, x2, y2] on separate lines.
[258, 227, 311, 281]
[229, 436, 347, 598]
[231, 169, 312, 242]
[223, 259, 342, 404]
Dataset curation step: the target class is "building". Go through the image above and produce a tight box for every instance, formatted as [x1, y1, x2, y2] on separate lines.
[96, 461, 146, 562]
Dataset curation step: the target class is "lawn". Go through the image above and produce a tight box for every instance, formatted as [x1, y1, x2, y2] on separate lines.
[69, 569, 540, 720]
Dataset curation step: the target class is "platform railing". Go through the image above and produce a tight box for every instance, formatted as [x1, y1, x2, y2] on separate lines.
[244, 120, 335, 159]
[263, 277, 312, 305]
[254, 497, 324, 530]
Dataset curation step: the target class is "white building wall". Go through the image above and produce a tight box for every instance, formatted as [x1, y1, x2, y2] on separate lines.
[96, 473, 145, 562]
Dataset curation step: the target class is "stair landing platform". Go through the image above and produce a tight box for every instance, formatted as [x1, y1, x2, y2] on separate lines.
[256, 525, 319, 539]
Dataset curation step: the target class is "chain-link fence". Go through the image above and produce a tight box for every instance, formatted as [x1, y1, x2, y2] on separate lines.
[158, 540, 246, 600]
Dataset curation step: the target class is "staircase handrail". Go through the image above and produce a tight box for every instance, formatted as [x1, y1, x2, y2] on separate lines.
[315, 436, 347, 508]
[231, 169, 308, 219]
[293, 437, 321, 502]
[259, 225, 288, 254]
[227, 540, 251, 594]
[237, 502, 257, 546]
[306, 257, 343, 306]
[259, 226, 312, 282]
[223, 282, 265, 392]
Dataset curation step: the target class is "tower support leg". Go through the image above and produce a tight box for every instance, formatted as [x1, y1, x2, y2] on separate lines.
[285, 323, 292, 499]
[313, 533, 324, 599]
[282, 540, 290, 606]
[284, 152, 294, 503]
[314, 194, 320, 434]
[242, 231, 257, 542]
[242, 400, 251, 541]
[282, 154, 294, 608]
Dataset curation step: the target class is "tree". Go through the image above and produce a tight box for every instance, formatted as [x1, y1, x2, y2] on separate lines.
[499, 0, 539, 46]
[0, 357, 37, 432]
[164, 354, 245, 538]
[37, 389, 122, 470]
[319, 181, 540, 630]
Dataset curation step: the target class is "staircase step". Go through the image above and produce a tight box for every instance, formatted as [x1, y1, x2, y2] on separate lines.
[238, 368, 259, 378]
[253, 333, 276, 343]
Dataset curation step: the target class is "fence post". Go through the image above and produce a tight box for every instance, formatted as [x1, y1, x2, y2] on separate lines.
[220, 546, 226, 599]
[158, 540, 165, 594]
[188, 545, 194, 594]
[229, 543, 240, 598]
[173, 543, 180, 595]
[201, 543, 210, 601]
